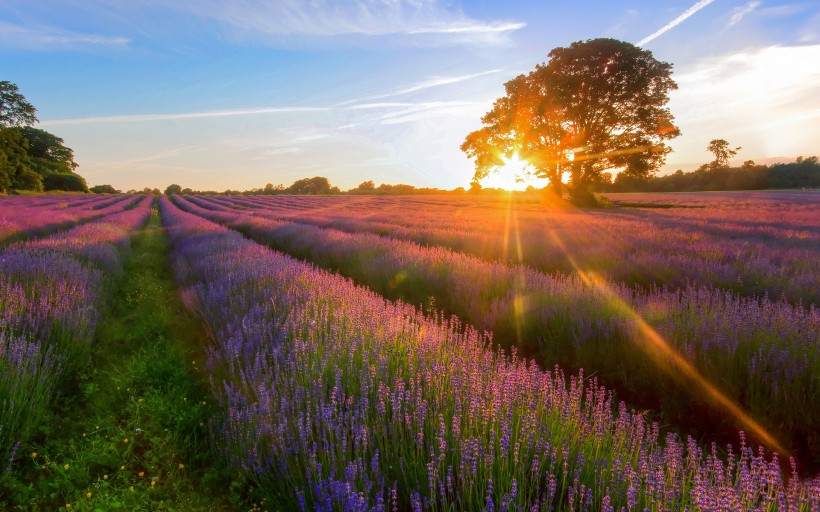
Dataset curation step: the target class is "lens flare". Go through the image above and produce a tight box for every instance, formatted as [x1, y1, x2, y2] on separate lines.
[535, 214, 788, 457]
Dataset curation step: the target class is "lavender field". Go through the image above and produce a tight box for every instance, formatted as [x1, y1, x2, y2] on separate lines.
[2, 192, 819, 510]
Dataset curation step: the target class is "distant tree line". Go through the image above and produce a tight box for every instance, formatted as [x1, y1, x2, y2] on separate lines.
[602, 139, 820, 192]
[0, 81, 89, 193]
[112, 157, 820, 198]
[159, 177, 474, 197]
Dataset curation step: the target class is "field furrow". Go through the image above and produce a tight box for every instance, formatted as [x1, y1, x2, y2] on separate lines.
[159, 195, 819, 510]
[172, 193, 820, 473]
[196, 193, 820, 305]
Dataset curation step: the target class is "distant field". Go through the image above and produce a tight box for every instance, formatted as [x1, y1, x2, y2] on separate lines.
[2, 191, 819, 509]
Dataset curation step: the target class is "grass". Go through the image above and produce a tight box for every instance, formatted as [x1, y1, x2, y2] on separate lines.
[1, 207, 250, 510]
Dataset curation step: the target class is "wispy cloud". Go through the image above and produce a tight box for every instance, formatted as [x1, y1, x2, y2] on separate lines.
[667, 44, 820, 166]
[40, 106, 330, 126]
[726, 1, 761, 29]
[356, 101, 488, 125]
[0, 21, 129, 49]
[135, 0, 524, 46]
[388, 69, 504, 96]
[637, 0, 716, 46]
[340, 69, 504, 105]
[41, 99, 486, 126]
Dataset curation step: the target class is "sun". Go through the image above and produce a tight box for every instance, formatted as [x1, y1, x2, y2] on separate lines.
[479, 152, 549, 191]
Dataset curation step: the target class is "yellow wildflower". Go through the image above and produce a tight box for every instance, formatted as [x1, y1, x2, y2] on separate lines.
[123, 438, 129, 443]
[64, 464, 70, 470]
[86, 492, 92, 498]
[31, 452, 37, 458]
[178, 463, 185, 469]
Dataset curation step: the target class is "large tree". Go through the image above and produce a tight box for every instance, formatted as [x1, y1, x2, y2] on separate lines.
[463, 38, 680, 204]
[0, 82, 88, 193]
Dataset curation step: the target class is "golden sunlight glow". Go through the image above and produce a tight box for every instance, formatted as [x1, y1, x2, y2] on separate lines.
[480, 152, 549, 191]
[534, 220, 788, 457]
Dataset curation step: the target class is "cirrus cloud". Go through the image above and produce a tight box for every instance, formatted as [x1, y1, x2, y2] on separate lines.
[134, 0, 525, 46]
[0, 21, 129, 49]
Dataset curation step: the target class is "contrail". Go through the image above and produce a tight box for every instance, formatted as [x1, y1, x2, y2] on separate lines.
[637, 0, 716, 46]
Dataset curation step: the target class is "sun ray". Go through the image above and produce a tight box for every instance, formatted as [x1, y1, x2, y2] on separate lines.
[535, 215, 788, 457]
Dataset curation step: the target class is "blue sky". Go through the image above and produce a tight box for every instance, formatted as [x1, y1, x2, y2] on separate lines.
[2, 1, 818, 191]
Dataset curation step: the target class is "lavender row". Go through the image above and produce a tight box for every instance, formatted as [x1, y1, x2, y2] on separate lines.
[0, 196, 153, 478]
[0, 194, 138, 246]
[173, 194, 820, 469]
[160, 196, 819, 510]
[202, 192, 819, 305]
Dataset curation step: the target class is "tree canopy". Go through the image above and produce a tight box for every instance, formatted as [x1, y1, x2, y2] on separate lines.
[90, 184, 121, 194]
[0, 81, 86, 193]
[462, 38, 679, 205]
[0, 81, 38, 128]
[287, 176, 335, 195]
[164, 183, 183, 195]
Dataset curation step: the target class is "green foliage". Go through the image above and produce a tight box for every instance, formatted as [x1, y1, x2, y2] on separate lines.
[0, 126, 32, 192]
[90, 184, 122, 194]
[44, 173, 89, 193]
[19, 127, 78, 178]
[0, 150, 9, 192]
[12, 166, 44, 191]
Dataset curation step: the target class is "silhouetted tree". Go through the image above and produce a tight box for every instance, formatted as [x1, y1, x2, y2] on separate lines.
[287, 176, 333, 195]
[707, 139, 741, 169]
[463, 38, 679, 205]
[350, 180, 376, 194]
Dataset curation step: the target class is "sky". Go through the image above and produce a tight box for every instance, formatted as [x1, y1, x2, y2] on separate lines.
[2, 1, 819, 191]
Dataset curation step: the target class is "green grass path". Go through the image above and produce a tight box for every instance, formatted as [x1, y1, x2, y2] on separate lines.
[3, 208, 246, 510]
